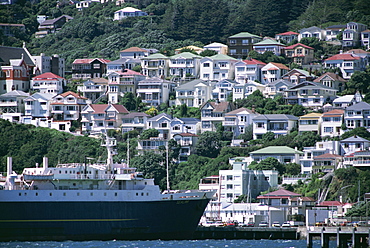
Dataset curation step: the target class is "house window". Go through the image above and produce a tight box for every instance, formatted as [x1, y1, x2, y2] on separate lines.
[226, 175, 233, 180]
[324, 127, 333, 133]
[93, 63, 100, 69]
[161, 122, 167, 128]
[203, 63, 210, 67]
[67, 106, 75, 111]
[227, 184, 233, 189]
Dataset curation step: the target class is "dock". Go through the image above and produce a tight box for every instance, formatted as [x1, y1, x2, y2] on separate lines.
[306, 226, 370, 248]
[194, 226, 298, 240]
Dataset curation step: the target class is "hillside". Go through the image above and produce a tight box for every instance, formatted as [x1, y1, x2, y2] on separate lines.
[1, 0, 370, 66]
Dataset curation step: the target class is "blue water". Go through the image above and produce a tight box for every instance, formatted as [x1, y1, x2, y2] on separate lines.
[0, 239, 338, 248]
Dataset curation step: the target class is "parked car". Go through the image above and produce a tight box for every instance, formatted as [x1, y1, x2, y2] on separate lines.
[281, 221, 291, 227]
[259, 221, 268, 227]
[247, 221, 255, 227]
[272, 221, 280, 227]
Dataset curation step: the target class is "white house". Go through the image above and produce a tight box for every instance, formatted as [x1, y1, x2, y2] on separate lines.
[199, 54, 237, 81]
[169, 52, 201, 79]
[234, 58, 265, 83]
[200, 101, 235, 132]
[23, 92, 54, 126]
[175, 79, 213, 107]
[31, 72, 65, 96]
[121, 112, 151, 134]
[0, 90, 29, 123]
[113, 7, 147, 20]
[324, 53, 366, 80]
[136, 77, 172, 107]
[252, 38, 286, 56]
[173, 132, 199, 163]
[298, 26, 326, 41]
[320, 109, 344, 138]
[261, 62, 289, 84]
[203, 42, 228, 55]
[344, 102, 370, 131]
[211, 79, 237, 102]
[252, 114, 298, 139]
[141, 53, 169, 78]
[223, 107, 258, 137]
[233, 80, 265, 101]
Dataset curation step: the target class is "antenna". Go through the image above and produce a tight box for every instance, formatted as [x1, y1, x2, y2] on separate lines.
[166, 141, 170, 192]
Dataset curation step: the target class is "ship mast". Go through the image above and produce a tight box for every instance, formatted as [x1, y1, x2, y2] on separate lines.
[101, 133, 116, 172]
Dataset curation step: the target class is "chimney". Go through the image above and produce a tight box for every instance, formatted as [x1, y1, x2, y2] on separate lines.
[43, 157, 48, 169]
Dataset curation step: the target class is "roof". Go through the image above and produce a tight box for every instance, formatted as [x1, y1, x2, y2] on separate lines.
[314, 153, 342, 159]
[290, 196, 315, 202]
[120, 46, 148, 53]
[59, 91, 87, 99]
[288, 81, 336, 91]
[209, 54, 237, 60]
[253, 39, 286, 46]
[317, 201, 343, 207]
[242, 58, 266, 65]
[204, 42, 228, 48]
[266, 62, 289, 70]
[253, 114, 299, 121]
[175, 45, 203, 52]
[176, 79, 209, 90]
[276, 31, 299, 36]
[345, 49, 370, 54]
[325, 53, 361, 61]
[170, 52, 202, 59]
[299, 112, 322, 119]
[144, 53, 168, 59]
[178, 117, 200, 124]
[40, 15, 73, 26]
[148, 112, 172, 121]
[257, 189, 301, 199]
[341, 136, 370, 143]
[89, 104, 128, 114]
[313, 72, 346, 83]
[32, 72, 64, 80]
[333, 95, 355, 103]
[110, 69, 144, 76]
[326, 24, 346, 30]
[321, 109, 344, 117]
[225, 107, 254, 116]
[115, 7, 143, 13]
[24, 92, 54, 101]
[229, 32, 261, 39]
[72, 58, 111, 64]
[284, 68, 314, 77]
[284, 43, 314, 50]
[250, 146, 303, 155]
[0, 90, 29, 97]
[346, 101, 370, 111]
[173, 133, 198, 137]
[0, 45, 35, 66]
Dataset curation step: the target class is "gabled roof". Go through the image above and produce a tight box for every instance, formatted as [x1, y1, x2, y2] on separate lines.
[32, 72, 64, 80]
[148, 112, 172, 121]
[298, 26, 323, 33]
[288, 81, 336, 91]
[0, 45, 35, 66]
[321, 109, 344, 117]
[0, 90, 29, 97]
[109, 69, 144, 76]
[242, 58, 266, 65]
[265, 62, 289, 70]
[115, 7, 144, 13]
[58, 91, 87, 99]
[178, 117, 200, 124]
[333, 95, 355, 103]
[299, 112, 322, 119]
[345, 49, 370, 55]
[72, 58, 111, 64]
[276, 31, 299, 36]
[24, 93, 54, 101]
[173, 133, 198, 137]
[170, 52, 202, 59]
[291, 196, 315, 202]
[204, 42, 228, 48]
[253, 114, 299, 121]
[257, 189, 301, 199]
[225, 107, 255, 116]
[314, 153, 342, 159]
[266, 79, 294, 87]
[120, 46, 147, 53]
[229, 32, 261, 39]
[317, 201, 344, 207]
[325, 53, 361, 61]
[313, 72, 346, 83]
[253, 39, 286, 46]
[283, 69, 314, 77]
[346, 101, 370, 111]
[250, 146, 303, 155]
[144, 53, 169, 59]
[176, 79, 208, 90]
[205, 101, 233, 112]
[284, 43, 314, 50]
[40, 15, 73, 26]
[209, 54, 237, 60]
[88, 104, 129, 114]
[341, 136, 370, 143]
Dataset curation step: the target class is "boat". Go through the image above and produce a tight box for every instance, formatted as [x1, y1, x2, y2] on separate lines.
[0, 135, 215, 241]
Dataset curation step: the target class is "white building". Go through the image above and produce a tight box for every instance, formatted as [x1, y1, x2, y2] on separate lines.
[234, 58, 266, 83]
[23, 93, 54, 126]
[175, 79, 213, 107]
[32, 53, 65, 77]
[169, 52, 201, 79]
[31, 72, 65, 96]
[203, 42, 228, 55]
[199, 54, 237, 81]
[113, 7, 147, 20]
[136, 77, 172, 106]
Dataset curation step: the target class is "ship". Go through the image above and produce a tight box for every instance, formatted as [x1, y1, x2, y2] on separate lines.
[0, 135, 215, 241]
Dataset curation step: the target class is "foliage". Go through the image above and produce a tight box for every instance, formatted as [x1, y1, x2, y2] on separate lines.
[285, 163, 301, 176]
[145, 106, 158, 116]
[195, 131, 222, 158]
[249, 157, 285, 175]
[341, 127, 370, 140]
[139, 128, 159, 140]
[200, 49, 218, 57]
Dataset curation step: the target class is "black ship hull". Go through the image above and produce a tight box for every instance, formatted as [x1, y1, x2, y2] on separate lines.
[0, 199, 210, 241]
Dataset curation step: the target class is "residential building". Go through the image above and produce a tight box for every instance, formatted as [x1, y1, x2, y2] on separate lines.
[342, 22, 368, 48]
[263, 79, 293, 98]
[0, 90, 29, 123]
[50, 91, 87, 131]
[107, 47, 151, 73]
[340, 136, 370, 156]
[252, 114, 298, 139]
[113, 7, 147, 20]
[141, 53, 169, 78]
[320, 109, 344, 138]
[223, 107, 259, 138]
[170, 117, 200, 137]
[212, 79, 237, 102]
[331, 92, 362, 109]
[312, 153, 343, 173]
[361, 29, 370, 50]
[200, 101, 234, 132]
[76, 78, 108, 103]
[325, 24, 346, 41]
[227, 32, 262, 59]
[175, 46, 204, 55]
[300, 141, 340, 174]
[71, 58, 110, 80]
[173, 133, 199, 163]
[199, 54, 237, 81]
[23, 93, 54, 126]
[121, 112, 150, 134]
[283, 43, 314, 65]
[282, 69, 315, 85]
[81, 103, 129, 134]
[31, 72, 65, 95]
[75, 0, 92, 11]
[203, 42, 228, 55]
[233, 80, 265, 101]
[136, 77, 172, 106]
[0, 23, 25, 37]
[169, 52, 201, 79]
[250, 146, 303, 165]
[298, 112, 322, 135]
[261, 62, 289, 84]
[175, 79, 213, 107]
[107, 69, 146, 104]
[345, 150, 370, 168]
[35, 15, 73, 38]
[32, 53, 65, 77]
[137, 137, 167, 155]
[275, 31, 299, 44]
[344, 102, 370, 131]
[252, 39, 286, 56]
[284, 81, 337, 108]
[146, 113, 172, 140]
[323, 53, 365, 80]
[298, 26, 326, 41]
[344, 49, 370, 67]
[313, 72, 346, 92]
[234, 58, 265, 83]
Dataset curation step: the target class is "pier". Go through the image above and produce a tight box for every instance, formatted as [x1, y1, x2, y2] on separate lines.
[306, 226, 370, 248]
[194, 226, 298, 240]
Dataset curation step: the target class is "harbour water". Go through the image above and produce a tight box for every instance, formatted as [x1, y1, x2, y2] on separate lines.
[0, 239, 339, 248]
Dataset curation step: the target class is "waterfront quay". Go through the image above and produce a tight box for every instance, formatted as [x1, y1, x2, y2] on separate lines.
[306, 226, 370, 248]
[194, 226, 298, 240]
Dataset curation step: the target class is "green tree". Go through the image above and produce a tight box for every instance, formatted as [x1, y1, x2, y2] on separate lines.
[285, 163, 301, 176]
[120, 92, 137, 111]
[249, 157, 285, 174]
[341, 127, 370, 140]
[195, 131, 222, 158]
[200, 49, 218, 57]
[140, 128, 159, 140]
[291, 104, 305, 116]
